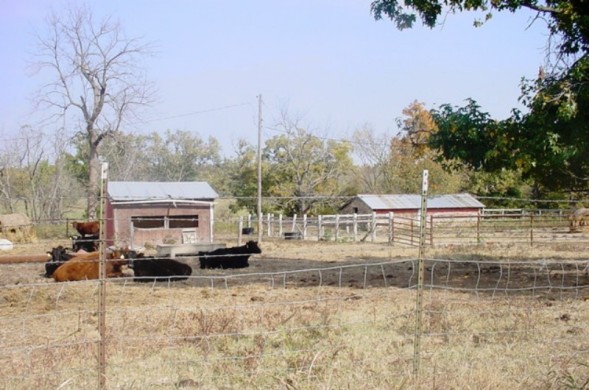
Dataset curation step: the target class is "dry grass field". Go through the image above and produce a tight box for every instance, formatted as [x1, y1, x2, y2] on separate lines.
[0, 237, 588, 389]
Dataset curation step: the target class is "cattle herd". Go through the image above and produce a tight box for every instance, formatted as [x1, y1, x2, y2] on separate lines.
[43, 221, 262, 282]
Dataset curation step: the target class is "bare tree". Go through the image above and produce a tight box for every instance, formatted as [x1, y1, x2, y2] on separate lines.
[351, 125, 393, 193]
[0, 126, 83, 222]
[32, 4, 154, 218]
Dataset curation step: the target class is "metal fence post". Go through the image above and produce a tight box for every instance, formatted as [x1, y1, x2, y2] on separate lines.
[413, 169, 429, 382]
[98, 162, 108, 389]
[530, 214, 534, 246]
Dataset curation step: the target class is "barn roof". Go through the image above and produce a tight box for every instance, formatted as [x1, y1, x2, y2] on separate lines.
[355, 193, 485, 210]
[108, 181, 218, 202]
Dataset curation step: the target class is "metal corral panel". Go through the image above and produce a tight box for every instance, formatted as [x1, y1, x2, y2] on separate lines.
[358, 193, 485, 211]
[109, 181, 219, 202]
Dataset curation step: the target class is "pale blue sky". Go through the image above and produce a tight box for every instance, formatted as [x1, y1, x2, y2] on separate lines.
[1, 1, 548, 156]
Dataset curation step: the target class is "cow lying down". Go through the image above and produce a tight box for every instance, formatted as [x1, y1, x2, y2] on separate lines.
[198, 241, 262, 269]
[126, 252, 192, 282]
[52, 250, 128, 282]
[45, 245, 74, 277]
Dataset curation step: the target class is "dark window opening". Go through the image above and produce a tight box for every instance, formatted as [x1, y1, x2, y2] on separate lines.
[353, 207, 359, 214]
[132, 216, 165, 229]
[131, 215, 199, 229]
[169, 215, 199, 229]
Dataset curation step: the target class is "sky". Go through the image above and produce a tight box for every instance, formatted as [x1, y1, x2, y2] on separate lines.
[0, 0, 549, 157]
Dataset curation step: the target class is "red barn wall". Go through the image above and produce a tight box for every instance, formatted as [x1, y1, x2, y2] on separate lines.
[107, 202, 213, 248]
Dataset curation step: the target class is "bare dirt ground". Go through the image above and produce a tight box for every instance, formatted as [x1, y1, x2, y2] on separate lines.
[1, 236, 588, 296]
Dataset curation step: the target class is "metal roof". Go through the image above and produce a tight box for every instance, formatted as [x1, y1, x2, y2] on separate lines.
[357, 193, 485, 210]
[108, 181, 219, 202]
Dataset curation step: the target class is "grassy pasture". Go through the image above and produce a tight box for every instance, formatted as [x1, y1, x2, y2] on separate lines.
[0, 239, 588, 389]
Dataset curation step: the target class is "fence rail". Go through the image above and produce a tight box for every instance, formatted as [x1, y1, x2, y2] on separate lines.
[241, 211, 581, 247]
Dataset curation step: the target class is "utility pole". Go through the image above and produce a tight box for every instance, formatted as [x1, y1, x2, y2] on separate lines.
[257, 94, 263, 243]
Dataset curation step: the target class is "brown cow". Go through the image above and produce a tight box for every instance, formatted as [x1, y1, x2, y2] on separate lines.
[72, 221, 100, 236]
[52, 250, 128, 282]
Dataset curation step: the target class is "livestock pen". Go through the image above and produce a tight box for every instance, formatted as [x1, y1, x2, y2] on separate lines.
[239, 210, 587, 247]
[0, 235, 588, 389]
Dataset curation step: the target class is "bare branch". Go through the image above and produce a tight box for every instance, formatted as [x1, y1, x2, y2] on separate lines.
[30, 4, 155, 218]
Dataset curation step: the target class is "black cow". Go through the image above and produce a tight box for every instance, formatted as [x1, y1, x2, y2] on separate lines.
[71, 234, 99, 252]
[128, 253, 192, 282]
[198, 241, 261, 269]
[45, 245, 74, 277]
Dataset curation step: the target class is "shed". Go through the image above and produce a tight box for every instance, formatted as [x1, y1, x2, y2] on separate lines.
[340, 193, 485, 217]
[106, 181, 218, 248]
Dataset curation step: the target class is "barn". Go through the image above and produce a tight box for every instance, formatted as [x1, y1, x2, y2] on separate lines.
[105, 181, 219, 248]
[340, 193, 485, 217]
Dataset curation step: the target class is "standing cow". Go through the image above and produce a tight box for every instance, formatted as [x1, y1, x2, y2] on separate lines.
[198, 241, 261, 269]
[70, 221, 100, 252]
[72, 221, 100, 236]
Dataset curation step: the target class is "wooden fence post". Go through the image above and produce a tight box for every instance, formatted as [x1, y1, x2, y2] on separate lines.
[317, 215, 322, 240]
[303, 214, 308, 239]
[278, 214, 283, 237]
[238, 217, 243, 246]
[371, 212, 377, 242]
[530, 214, 534, 246]
[353, 213, 358, 242]
[477, 214, 481, 244]
[335, 215, 340, 242]
[267, 214, 272, 237]
[430, 215, 434, 246]
[388, 212, 393, 244]
[410, 218, 414, 246]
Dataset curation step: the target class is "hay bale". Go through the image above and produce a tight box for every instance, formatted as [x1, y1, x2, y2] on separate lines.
[0, 213, 30, 229]
[0, 213, 35, 243]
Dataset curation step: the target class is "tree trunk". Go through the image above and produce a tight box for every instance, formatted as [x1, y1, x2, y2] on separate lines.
[87, 134, 100, 220]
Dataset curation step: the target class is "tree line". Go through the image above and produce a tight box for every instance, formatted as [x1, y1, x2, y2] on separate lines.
[0, 98, 568, 223]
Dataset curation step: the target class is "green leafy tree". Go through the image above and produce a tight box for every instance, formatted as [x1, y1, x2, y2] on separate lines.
[371, 0, 588, 57]
[429, 99, 514, 172]
[224, 139, 260, 213]
[146, 130, 221, 182]
[371, 0, 589, 195]
[468, 169, 530, 207]
[516, 57, 589, 192]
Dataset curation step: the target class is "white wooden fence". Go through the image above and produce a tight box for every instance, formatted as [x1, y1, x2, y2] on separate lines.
[239, 213, 399, 243]
[237, 210, 581, 247]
